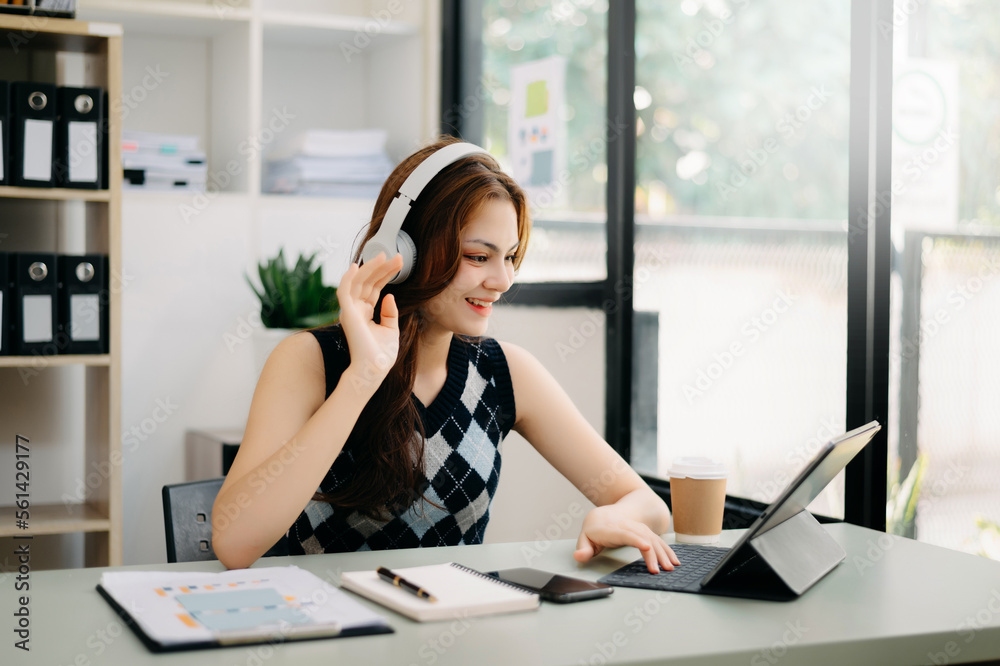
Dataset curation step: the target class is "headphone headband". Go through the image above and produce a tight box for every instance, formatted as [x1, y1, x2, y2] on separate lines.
[362, 142, 490, 284]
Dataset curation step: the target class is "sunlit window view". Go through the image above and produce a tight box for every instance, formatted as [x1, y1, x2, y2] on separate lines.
[478, 0, 1000, 558]
[479, 0, 852, 513]
[631, 0, 851, 517]
[481, 0, 608, 282]
[887, 0, 1000, 558]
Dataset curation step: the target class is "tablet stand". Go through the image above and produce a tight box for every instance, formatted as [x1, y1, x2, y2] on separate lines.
[701, 510, 847, 601]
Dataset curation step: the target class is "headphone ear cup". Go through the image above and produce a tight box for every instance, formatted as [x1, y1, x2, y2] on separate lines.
[390, 230, 417, 284]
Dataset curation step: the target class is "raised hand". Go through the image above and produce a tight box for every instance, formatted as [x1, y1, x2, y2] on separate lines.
[336, 252, 406, 398]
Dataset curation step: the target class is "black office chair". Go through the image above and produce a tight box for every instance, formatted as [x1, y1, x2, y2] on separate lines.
[162, 477, 289, 563]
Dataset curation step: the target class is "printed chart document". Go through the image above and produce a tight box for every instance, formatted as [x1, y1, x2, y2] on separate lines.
[340, 562, 540, 622]
[97, 566, 392, 652]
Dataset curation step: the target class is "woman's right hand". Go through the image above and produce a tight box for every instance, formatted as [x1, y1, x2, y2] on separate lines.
[337, 252, 406, 397]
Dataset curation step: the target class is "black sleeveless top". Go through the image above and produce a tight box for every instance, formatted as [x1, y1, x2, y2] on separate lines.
[286, 325, 517, 553]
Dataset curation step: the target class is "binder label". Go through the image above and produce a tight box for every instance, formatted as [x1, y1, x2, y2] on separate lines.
[70, 294, 101, 341]
[23, 119, 53, 182]
[68, 121, 99, 183]
[0, 119, 4, 181]
[22, 295, 53, 343]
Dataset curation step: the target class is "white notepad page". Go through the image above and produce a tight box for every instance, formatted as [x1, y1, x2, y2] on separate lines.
[340, 562, 539, 622]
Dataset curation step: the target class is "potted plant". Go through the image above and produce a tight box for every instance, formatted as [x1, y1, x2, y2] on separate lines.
[247, 248, 339, 374]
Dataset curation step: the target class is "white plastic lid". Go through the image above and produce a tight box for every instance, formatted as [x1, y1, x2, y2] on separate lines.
[667, 457, 728, 480]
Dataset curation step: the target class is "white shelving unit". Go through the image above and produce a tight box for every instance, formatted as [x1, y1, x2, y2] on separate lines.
[76, 0, 440, 199]
[75, 0, 441, 296]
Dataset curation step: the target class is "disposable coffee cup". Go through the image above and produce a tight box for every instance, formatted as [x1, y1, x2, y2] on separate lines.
[668, 457, 728, 544]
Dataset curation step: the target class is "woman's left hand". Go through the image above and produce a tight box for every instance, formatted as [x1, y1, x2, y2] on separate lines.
[574, 505, 680, 574]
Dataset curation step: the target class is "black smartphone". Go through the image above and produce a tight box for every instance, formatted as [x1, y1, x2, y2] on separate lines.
[488, 568, 614, 603]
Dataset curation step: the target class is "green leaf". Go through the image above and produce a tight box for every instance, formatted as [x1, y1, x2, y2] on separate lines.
[246, 246, 340, 330]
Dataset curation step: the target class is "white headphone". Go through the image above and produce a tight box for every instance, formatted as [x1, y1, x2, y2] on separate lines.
[361, 141, 490, 284]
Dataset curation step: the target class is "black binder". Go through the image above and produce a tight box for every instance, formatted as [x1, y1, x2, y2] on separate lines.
[100, 89, 109, 192]
[56, 86, 103, 189]
[10, 81, 57, 187]
[11, 252, 58, 356]
[101, 254, 110, 353]
[58, 254, 106, 354]
[0, 80, 9, 186]
[0, 252, 9, 355]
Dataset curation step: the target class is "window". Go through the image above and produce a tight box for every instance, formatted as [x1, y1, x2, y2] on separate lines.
[476, 0, 608, 283]
[632, 0, 851, 517]
[448, 0, 999, 556]
[888, 0, 1000, 557]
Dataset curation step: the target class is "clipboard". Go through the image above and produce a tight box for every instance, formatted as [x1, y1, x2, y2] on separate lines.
[96, 566, 393, 653]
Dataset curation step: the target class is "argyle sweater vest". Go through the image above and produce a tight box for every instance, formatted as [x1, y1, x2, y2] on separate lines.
[287, 325, 516, 554]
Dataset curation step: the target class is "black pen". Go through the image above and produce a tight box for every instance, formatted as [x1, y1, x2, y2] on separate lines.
[376, 566, 438, 603]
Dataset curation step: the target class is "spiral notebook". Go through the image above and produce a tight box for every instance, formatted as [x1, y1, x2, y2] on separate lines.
[340, 562, 540, 622]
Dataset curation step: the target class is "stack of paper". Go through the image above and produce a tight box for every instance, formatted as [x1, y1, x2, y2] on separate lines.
[122, 130, 207, 191]
[263, 129, 393, 198]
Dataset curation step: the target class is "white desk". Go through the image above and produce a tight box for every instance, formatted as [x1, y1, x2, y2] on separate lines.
[6, 523, 1000, 665]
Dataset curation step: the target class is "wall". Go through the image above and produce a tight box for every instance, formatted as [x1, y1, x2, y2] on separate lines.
[484, 306, 605, 547]
[120, 195, 259, 565]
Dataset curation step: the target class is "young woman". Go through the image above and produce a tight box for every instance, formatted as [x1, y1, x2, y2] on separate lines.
[212, 136, 678, 574]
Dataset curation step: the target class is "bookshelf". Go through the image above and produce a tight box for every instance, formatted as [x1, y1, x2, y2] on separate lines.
[0, 14, 123, 566]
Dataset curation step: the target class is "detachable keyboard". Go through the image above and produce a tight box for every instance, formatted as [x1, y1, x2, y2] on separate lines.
[598, 543, 731, 593]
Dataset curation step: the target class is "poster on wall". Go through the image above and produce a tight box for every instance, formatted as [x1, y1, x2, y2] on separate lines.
[508, 56, 566, 208]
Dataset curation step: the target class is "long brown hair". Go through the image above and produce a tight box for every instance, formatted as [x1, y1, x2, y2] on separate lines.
[316, 136, 531, 518]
